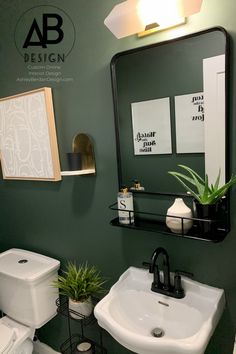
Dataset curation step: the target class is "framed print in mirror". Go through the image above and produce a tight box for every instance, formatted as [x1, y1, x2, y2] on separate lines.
[131, 97, 172, 155]
[0, 87, 61, 181]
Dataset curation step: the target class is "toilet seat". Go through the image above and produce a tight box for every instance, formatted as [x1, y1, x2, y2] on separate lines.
[0, 316, 32, 354]
[0, 322, 15, 353]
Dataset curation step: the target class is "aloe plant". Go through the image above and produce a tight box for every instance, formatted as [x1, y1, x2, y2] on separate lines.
[52, 261, 105, 302]
[168, 165, 236, 205]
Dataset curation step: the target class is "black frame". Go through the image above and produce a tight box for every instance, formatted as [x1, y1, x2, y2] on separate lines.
[110, 27, 231, 242]
[111, 26, 230, 196]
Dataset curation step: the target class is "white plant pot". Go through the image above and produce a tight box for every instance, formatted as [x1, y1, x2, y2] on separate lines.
[166, 198, 193, 234]
[69, 297, 93, 320]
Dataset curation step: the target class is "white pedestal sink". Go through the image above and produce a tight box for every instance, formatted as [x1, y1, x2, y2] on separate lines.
[94, 267, 225, 354]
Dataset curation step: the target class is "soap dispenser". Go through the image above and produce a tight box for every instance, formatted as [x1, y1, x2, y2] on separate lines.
[117, 187, 134, 225]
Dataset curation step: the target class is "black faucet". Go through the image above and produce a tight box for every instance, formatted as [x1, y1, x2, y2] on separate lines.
[150, 247, 171, 292]
[146, 247, 185, 299]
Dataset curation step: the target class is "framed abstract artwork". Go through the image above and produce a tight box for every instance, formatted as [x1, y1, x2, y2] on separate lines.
[0, 87, 61, 181]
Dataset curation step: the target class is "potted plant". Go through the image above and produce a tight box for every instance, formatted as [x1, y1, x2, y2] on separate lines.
[168, 165, 236, 234]
[52, 261, 105, 320]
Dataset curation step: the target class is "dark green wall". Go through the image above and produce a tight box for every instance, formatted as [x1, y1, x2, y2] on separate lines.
[0, 0, 236, 353]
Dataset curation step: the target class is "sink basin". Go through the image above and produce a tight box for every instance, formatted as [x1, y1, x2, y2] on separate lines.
[94, 267, 225, 354]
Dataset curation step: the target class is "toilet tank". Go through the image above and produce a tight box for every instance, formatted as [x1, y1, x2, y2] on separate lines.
[0, 249, 60, 328]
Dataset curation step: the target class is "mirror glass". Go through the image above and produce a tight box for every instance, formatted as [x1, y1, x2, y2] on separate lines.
[112, 27, 228, 194]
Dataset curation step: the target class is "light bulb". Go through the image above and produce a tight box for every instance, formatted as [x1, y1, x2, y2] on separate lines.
[137, 0, 182, 28]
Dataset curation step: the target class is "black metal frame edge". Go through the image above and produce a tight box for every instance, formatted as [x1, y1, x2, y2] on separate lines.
[110, 26, 230, 196]
[109, 26, 231, 241]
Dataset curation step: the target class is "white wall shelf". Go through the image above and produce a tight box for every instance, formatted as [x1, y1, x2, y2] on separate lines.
[61, 168, 95, 176]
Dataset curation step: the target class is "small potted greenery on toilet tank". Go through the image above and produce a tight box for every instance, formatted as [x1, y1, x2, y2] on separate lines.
[52, 261, 105, 319]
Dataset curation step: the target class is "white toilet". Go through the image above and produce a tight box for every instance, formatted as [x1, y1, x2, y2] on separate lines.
[0, 248, 60, 354]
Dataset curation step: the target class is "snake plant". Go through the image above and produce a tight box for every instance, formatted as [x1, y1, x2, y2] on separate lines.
[168, 165, 236, 205]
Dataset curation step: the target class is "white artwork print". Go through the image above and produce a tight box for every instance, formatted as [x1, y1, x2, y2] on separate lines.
[131, 97, 172, 155]
[0, 91, 54, 178]
[175, 92, 204, 154]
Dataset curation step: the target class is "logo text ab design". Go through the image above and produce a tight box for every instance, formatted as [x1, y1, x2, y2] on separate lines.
[14, 6, 75, 63]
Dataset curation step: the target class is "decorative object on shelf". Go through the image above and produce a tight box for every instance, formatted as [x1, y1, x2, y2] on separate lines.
[117, 186, 134, 224]
[67, 152, 82, 171]
[0, 87, 61, 181]
[61, 133, 96, 176]
[168, 165, 236, 204]
[166, 198, 193, 234]
[72, 133, 96, 172]
[193, 200, 222, 235]
[130, 179, 145, 191]
[52, 262, 105, 320]
[76, 340, 94, 354]
[168, 164, 236, 234]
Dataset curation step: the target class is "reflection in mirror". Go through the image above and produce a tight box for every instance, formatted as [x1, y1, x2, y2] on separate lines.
[112, 27, 229, 194]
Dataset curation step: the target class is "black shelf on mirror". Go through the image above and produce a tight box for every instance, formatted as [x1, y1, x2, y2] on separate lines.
[109, 198, 230, 243]
[110, 216, 228, 242]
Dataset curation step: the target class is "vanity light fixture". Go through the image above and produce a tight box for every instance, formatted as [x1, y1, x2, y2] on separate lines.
[104, 0, 203, 38]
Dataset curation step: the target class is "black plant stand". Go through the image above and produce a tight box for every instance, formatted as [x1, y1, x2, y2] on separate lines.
[56, 297, 107, 354]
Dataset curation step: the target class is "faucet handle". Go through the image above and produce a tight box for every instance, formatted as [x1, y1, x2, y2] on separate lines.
[173, 269, 193, 299]
[174, 274, 185, 298]
[175, 269, 194, 278]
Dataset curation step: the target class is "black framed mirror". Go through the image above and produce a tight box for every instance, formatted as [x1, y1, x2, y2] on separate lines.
[111, 27, 229, 195]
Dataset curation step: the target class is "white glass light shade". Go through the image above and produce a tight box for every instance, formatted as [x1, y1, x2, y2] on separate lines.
[138, 0, 181, 28]
[104, 0, 143, 39]
[178, 0, 203, 17]
[104, 0, 203, 38]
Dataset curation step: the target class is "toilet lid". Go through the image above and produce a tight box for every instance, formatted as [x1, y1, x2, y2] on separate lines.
[0, 323, 15, 352]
